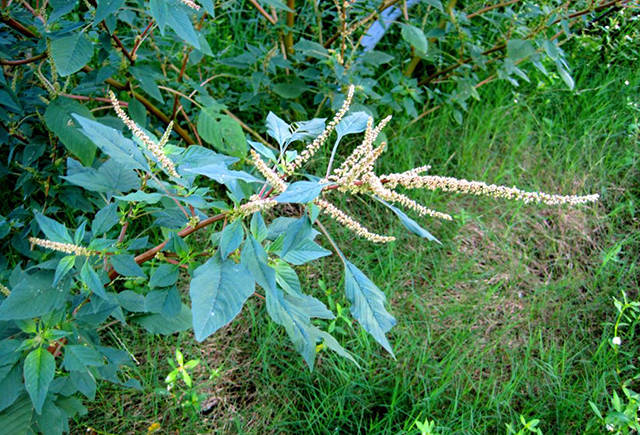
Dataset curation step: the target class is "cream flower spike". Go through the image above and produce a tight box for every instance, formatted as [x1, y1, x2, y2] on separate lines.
[0, 284, 10, 297]
[238, 195, 278, 216]
[391, 175, 600, 206]
[29, 237, 93, 256]
[286, 85, 355, 174]
[180, 0, 200, 10]
[315, 198, 395, 243]
[250, 150, 287, 193]
[108, 91, 180, 178]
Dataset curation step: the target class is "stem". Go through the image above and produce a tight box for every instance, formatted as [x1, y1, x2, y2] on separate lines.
[284, 0, 295, 54]
[0, 52, 47, 65]
[248, 0, 278, 25]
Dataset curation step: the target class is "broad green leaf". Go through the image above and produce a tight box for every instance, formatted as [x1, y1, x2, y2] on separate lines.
[556, 61, 574, 90]
[50, 33, 93, 76]
[335, 112, 369, 145]
[400, 24, 428, 57]
[275, 181, 326, 204]
[507, 39, 536, 61]
[144, 287, 181, 316]
[64, 158, 140, 194]
[114, 191, 163, 204]
[53, 255, 75, 287]
[70, 371, 96, 400]
[377, 198, 440, 243]
[110, 254, 145, 277]
[148, 0, 168, 32]
[72, 115, 149, 171]
[50, 0, 78, 22]
[265, 287, 335, 370]
[92, 204, 119, 236]
[166, 4, 201, 49]
[0, 272, 66, 320]
[265, 112, 291, 147]
[149, 264, 179, 288]
[34, 399, 63, 435]
[56, 396, 87, 419]
[197, 109, 247, 158]
[277, 216, 331, 265]
[344, 261, 396, 356]
[183, 165, 259, 184]
[250, 212, 268, 242]
[62, 345, 104, 371]
[35, 213, 72, 244]
[44, 98, 96, 166]
[0, 365, 24, 413]
[80, 262, 108, 300]
[0, 394, 33, 434]
[219, 220, 244, 259]
[135, 303, 192, 335]
[130, 66, 163, 103]
[272, 78, 308, 99]
[189, 256, 255, 341]
[240, 236, 276, 292]
[249, 140, 277, 162]
[274, 259, 302, 295]
[117, 290, 146, 312]
[286, 118, 326, 145]
[95, 0, 124, 23]
[23, 348, 55, 414]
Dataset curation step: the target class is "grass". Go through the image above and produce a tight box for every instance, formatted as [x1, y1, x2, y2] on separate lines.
[75, 59, 639, 434]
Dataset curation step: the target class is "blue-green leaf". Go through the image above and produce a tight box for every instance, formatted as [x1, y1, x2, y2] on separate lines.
[335, 112, 369, 145]
[241, 236, 276, 292]
[189, 256, 255, 341]
[53, 255, 75, 287]
[117, 290, 146, 312]
[135, 303, 192, 335]
[265, 112, 290, 147]
[250, 212, 268, 242]
[50, 33, 93, 76]
[44, 98, 97, 166]
[166, 3, 200, 49]
[183, 165, 259, 184]
[219, 220, 244, 259]
[377, 198, 440, 243]
[275, 181, 327, 204]
[344, 261, 396, 356]
[80, 262, 108, 300]
[35, 213, 72, 244]
[0, 272, 66, 320]
[274, 260, 302, 295]
[149, 264, 179, 288]
[94, 0, 124, 23]
[110, 255, 145, 277]
[92, 204, 119, 236]
[62, 345, 104, 372]
[0, 394, 33, 433]
[23, 348, 55, 414]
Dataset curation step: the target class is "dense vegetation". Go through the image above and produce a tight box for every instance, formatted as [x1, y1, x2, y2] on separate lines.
[0, 0, 638, 433]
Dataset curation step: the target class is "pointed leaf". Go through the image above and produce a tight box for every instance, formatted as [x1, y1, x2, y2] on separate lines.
[344, 261, 396, 356]
[377, 198, 440, 243]
[219, 220, 244, 259]
[23, 348, 55, 414]
[275, 181, 327, 204]
[50, 33, 93, 76]
[265, 112, 291, 147]
[189, 256, 255, 341]
[35, 213, 72, 244]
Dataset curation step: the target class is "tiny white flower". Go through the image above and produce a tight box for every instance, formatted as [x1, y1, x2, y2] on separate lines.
[514, 98, 518, 104]
[606, 423, 615, 432]
[612, 336, 622, 346]
[624, 80, 630, 86]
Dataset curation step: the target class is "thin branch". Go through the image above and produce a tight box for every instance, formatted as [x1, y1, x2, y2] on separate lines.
[0, 52, 47, 65]
[466, 0, 520, 19]
[248, 0, 278, 25]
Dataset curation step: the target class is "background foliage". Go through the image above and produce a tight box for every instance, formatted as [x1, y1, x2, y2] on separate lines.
[0, 0, 639, 433]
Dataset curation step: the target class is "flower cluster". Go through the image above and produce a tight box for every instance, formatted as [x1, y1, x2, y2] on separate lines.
[179, 0, 200, 10]
[286, 86, 355, 174]
[0, 284, 10, 297]
[250, 150, 287, 193]
[238, 195, 278, 217]
[108, 91, 180, 178]
[29, 237, 93, 256]
[315, 199, 395, 243]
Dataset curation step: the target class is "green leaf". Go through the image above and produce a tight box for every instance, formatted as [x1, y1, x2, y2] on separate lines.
[92, 204, 119, 236]
[50, 33, 93, 76]
[189, 256, 255, 341]
[114, 191, 163, 204]
[265, 112, 291, 147]
[135, 303, 192, 335]
[50, 0, 78, 22]
[149, 264, 179, 288]
[183, 165, 259, 184]
[72, 115, 149, 171]
[44, 98, 96, 166]
[506, 39, 536, 61]
[117, 290, 146, 312]
[275, 181, 327, 204]
[94, 0, 124, 23]
[197, 109, 248, 158]
[335, 112, 369, 145]
[274, 259, 302, 296]
[80, 262, 108, 300]
[377, 198, 440, 243]
[344, 261, 396, 356]
[62, 345, 104, 372]
[217, 220, 242, 259]
[0, 394, 33, 435]
[556, 61, 574, 90]
[64, 158, 140, 194]
[166, 4, 201, 49]
[70, 371, 96, 400]
[35, 213, 72, 244]
[53, 255, 75, 287]
[0, 272, 66, 320]
[272, 78, 308, 99]
[23, 348, 55, 414]
[149, 0, 168, 32]
[277, 216, 331, 265]
[241, 236, 276, 292]
[110, 254, 145, 277]
[0, 365, 24, 413]
[250, 212, 268, 242]
[401, 24, 428, 57]
[144, 287, 181, 316]
[265, 287, 336, 370]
